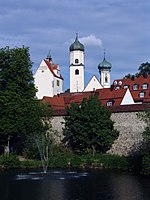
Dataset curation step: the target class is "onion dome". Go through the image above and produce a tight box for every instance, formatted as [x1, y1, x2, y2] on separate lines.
[70, 33, 84, 52]
[98, 50, 112, 70]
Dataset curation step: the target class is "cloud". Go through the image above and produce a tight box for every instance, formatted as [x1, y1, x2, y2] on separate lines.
[80, 35, 103, 48]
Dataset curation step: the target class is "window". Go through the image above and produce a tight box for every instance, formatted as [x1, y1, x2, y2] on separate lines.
[75, 69, 79, 75]
[115, 86, 120, 90]
[118, 81, 122, 85]
[107, 99, 114, 107]
[124, 85, 129, 89]
[52, 81, 54, 87]
[75, 59, 79, 64]
[133, 84, 139, 90]
[114, 81, 117, 85]
[139, 91, 145, 98]
[142, 83, 148, 90]
[57, 80, 60, 86]
[107, 101, 113, 107]
[105, 75, 108, 83]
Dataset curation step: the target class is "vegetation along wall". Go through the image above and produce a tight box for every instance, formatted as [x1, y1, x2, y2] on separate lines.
[51, 111, 147, 156]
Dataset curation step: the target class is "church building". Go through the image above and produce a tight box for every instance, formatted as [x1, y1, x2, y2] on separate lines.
[69, 34, 112, 93]
[34, 51, 64, 99]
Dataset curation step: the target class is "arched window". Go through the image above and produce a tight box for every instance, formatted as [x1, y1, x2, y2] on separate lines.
[75, 59, 79, 64]
[105, 75, 108, 83]
[75, 69, 79, 75]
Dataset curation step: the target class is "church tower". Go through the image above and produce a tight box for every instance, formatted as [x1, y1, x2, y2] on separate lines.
[98, 50, 112, 88]
[69, 33, 85, 93]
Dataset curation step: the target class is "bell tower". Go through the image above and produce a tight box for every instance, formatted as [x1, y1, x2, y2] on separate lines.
[98, 50, 112, 88]
[69, 33, 85, 93]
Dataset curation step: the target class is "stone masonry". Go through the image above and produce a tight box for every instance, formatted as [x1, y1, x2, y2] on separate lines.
[51, 111, 147, 156]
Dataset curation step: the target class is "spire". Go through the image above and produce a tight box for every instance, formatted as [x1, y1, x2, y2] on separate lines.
[46, 50, 52, 63]
[98, 49, 112, 70]
[75, 33, 78, 41]
[104, 48, 106, 60]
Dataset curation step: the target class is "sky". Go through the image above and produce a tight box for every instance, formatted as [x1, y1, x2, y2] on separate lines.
[0, 0, 150, 90]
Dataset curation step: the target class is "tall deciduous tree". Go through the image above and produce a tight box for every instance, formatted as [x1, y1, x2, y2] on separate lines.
[0, 46, 52, 154]
[63, 94, 119, 154]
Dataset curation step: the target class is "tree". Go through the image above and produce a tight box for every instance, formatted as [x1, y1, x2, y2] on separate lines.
[0, 46, 52, 154]
[138, 62, 150, 76]
[63, 94, 119, 155]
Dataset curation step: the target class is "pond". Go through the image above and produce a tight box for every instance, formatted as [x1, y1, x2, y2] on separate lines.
[0, 169, 149, 200]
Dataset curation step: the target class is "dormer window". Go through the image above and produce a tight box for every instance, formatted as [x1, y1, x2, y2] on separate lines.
[133, 84, 139, 90]
[115, 86, 120, 90]
[139, 91, 145, 98]
[107, 99, 115, 107]
[75, 59, 79, 64]
[124, 84, 129, 89]
[142, 83, 148, 90]
[75, 69, 79, 75]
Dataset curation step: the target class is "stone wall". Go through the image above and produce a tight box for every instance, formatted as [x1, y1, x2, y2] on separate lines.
[51, 111, 147, 156]
[108, 112, 146, 155]
[51, 116, 65, 142]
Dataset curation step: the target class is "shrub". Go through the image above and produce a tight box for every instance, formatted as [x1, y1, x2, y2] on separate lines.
[0, 154, 20, 169]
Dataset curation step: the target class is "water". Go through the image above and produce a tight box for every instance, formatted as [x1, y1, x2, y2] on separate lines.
[0, 169, 149, 200]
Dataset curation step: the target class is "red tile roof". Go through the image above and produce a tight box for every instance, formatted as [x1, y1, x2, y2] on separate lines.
[44, 59, 64, 80]
[42, 75, 150, 116]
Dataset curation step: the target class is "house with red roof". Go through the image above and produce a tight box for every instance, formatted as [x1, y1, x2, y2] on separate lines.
[34, 51, 64, 99]
[112, 74, 150, 104]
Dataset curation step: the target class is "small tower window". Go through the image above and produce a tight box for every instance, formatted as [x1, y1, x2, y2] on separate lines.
[75, 69, 79, 75]
[105, 75, 108, 83]
[75, 59, 79, 64]
[57, 80, 60, 86]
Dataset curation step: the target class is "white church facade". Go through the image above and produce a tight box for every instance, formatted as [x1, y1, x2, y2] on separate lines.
[34, 52, 63, 99]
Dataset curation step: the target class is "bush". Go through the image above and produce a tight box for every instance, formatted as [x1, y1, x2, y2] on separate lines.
[0, 154, 20, 169]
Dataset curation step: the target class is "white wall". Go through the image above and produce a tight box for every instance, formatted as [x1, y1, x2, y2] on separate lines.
[84, 75, 103, 92]
[100, 69, 111, 88]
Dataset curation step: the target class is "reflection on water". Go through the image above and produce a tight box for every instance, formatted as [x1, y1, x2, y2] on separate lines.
[0, 169, 149, 200]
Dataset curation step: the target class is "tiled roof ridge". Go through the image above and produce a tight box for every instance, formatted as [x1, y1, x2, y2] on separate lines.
[44, 59, 64, 80]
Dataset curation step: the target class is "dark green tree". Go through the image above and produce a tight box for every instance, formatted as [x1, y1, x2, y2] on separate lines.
[138, 62, 150, 76]
[63, 94, 119, 154]
[0, 46, 52, 154]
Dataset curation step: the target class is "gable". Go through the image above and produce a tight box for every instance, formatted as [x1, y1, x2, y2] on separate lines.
[121, 89, 135, 105]
[84, 75, 103, 92]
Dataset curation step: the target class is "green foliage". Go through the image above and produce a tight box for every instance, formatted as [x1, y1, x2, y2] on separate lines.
[20, 159, 41, 169]
[0, 46, 53, 154]
[63, 94, 119, 154]
[124, 62, 150, 78]
[0, 154, 20, 169]
[0, 46, 36, 150]
[138, 62, 150, 76]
